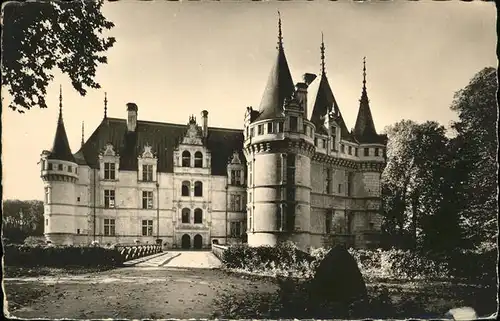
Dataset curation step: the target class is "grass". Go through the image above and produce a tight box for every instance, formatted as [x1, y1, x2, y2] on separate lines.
[3, 265, 116, 278]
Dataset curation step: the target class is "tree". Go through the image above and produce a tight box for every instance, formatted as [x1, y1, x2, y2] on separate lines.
[2, 0, 115, 113]
[2, 200, 44, 243]
[450, 67, 498, 248]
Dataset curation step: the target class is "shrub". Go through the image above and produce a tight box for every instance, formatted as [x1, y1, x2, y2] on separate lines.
[3, 244, 125, 268]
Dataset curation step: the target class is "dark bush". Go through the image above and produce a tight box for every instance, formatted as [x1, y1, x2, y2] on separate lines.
[3, 244, 125, 267]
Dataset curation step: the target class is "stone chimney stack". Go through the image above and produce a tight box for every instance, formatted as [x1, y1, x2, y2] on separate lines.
[296, 73, 317, 119]
[201, 110, 208, 138]
[126, 103, 138, 132]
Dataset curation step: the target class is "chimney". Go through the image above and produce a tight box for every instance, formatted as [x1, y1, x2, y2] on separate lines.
[201, 110, 208, 138]
[296, 73, 317, 119]
[126, 103, 138, 132]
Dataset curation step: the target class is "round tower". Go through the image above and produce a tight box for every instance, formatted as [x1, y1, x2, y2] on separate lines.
[243, 14, 316, 250]
[40, 87, 79, 245]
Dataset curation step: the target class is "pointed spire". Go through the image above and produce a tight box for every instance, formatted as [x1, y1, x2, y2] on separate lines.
[354, 56, 379, 143]
[81, 121, 85, 147]
[48, 86, 75, 162]
[320, 32, 326, 75]
[254, 12, 295, 122]
[277, 11, 283, 51]
[104, 92, 108, 119]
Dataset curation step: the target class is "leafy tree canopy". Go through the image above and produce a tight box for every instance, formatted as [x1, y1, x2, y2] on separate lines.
[2, 0, 115, 113]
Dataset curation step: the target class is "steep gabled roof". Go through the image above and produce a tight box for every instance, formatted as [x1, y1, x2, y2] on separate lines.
[75, 118, 245, 176]
[254, 14, 295, 122]
[48, 88, 75, 162]
[353, 58, 384, 144]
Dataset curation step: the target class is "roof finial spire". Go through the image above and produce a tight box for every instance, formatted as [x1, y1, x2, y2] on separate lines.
[81, 121, 85, 147]
[321, 32, 326, 75]
[104, 92, 108, 119]
[58, 84, 63, 121]
[277, 11, 283, 50]
[362, 56, 367, 91]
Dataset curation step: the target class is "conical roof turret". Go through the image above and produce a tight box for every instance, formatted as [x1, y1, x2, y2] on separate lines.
[254, 12, 295, 122]
[48, 86, 76, 162]
[353, 57, 380, 143]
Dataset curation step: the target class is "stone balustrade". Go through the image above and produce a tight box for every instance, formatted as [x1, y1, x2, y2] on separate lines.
[114, 244, 163, 262]
[211, 244, 228, 261]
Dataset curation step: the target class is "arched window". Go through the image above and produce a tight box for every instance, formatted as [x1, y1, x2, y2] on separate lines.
[181, 181, 190, 196]
[194, 181, 203, 197]
[182, 151, 191, 167]
[194, 208, 203, 224]
[181, 208, 190, 223]
[194, 151, 203, 168]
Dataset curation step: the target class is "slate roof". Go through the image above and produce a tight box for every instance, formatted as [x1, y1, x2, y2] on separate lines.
[48, 113, 76, 163]
[254, 44, 295, 122]
[74, 118, 245, 176]
[310, 73, 356, 142]
[353, 84, 385, 144]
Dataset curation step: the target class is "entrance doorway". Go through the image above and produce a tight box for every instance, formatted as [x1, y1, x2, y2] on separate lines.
[181, 234, 191, 249]
[193, 234, 203, 249]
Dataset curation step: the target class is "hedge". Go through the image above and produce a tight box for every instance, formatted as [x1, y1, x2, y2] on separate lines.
[3, 244, 125, 267]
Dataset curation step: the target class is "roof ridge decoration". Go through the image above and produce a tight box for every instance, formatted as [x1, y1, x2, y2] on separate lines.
[47, 85, 76, 162]
[254, 11, 295, 122]
[353, 57, 379, 143]
[182, 116, 204, 145]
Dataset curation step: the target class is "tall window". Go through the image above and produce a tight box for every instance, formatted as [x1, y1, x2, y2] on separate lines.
[104, 219, 115, 236]
[314, 137, 318, 146]
[194, 208, 203, 224]
[48, 163, 53, 170]
[355, 148, 358, 157]
[250, 127, 255, 137]
[104, 190, 115, 208]
[338, 183, 343, 194]
[277, 156, 282, 182]
[332, 135, 336, 151]
[194, 151, 203, 168]
[58, 164, 63, 171]
[142, 220, 153, 236]
[348, 146, 352, 155]
[248, 209, 252, 232]
[341, 144, 345, 153]
[44, 187, 50, 204]
[104, 162, 116, 180]
[230, 222, 242, 237]
[194, 181, 203, 197]
[289, 116, 298, 131]
[374, 148, 380, 157]
[277, 121, 284, 133]
[364, 148, 369, 156]
[258, 124, 264, 135]
[286, 154, 296, 184]
[182, 151, 191, 167]
[248, 162, 253, 187]
[326, 168, 331, 194]
[142, 164, 153, 181]
[181, 181, 190, 196]
[276, 205, 283, 231]
[182, 208, 190, 223]
[267, 122, 274, 134]
[347, 172, 354, 196]
[230, 194, 242, 211]
[142, 191, 153, 209]
[68, 165, 72, 173]
[231, 170, 242, 185]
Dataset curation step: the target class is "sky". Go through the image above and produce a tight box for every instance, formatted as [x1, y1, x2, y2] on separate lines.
[1, 0, 496, 201]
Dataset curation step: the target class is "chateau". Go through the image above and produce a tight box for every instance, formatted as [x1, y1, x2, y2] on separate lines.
[40, 17, 387, 250]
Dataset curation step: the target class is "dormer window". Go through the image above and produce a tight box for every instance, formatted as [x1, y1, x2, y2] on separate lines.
[194, 151, 203, 168]
[104, 163, 116, 180]
[182, 151, 191, 167]
[289, 116, 298, 132]
[142, 165, 153, 181]
[231, 170, 242, 186]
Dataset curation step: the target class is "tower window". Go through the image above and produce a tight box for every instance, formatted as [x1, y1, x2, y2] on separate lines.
[44, 187, 50, 204]
[322, 139, 326, 148]
[289, 116, 298, 132]
[104, 162, 116, 180]
[277, 121, 284, 133]
[325, 214, 331, 234]
[58, 164, 63, 171]
[355, 148, 358, 156]
[194, 208, 203, 224]
[364, 148, 369, 156]
[276, 205, 283, 231]
[286, 154, 295, 184]
[347, 172, 354, 196]
[182, 208, 190, 223]
[104, 190, 115, 208]
[142, 220, 153, 236]
[142, 191, 153, 209]
[267, 122, 274, 133]
[181, 181, 190, 196]
[77, 229, 80, 234]
[48, 163, 53, 170]
[250, 127, 255, 137]
[104, 219, 115, 236]
[46, 219, 48, 226]
[77, 197, 81, 202]
[68, 165, 72, 173]
[338, 184, 343, 194]
[258, 125, 264, 135]
[182, 151, 191, 167]
[194, 181, 203, 197]
[142, 164, 153, 181]
[348, 146, 352, 155]
[248, 162, 253, 187]
[314, 138, 318, 146]
[341, 144, 345, 153]
[326, 168, 331, 194]
[194, 151, 203, 168]
[375, 148, 380, 156]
